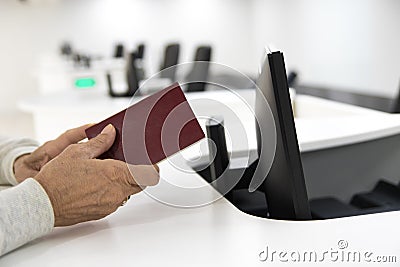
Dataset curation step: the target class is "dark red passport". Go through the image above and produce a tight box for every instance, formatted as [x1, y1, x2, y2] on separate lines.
[85, 83, 205, 165]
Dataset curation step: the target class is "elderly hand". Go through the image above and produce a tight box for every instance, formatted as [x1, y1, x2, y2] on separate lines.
[13, 124, 91, 183]
[34, 124, 160, 227]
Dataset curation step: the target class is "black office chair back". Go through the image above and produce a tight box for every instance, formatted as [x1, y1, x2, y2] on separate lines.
[390, 79, 400, 113]
[287, 71, 298, 88]
[160, 43, 180, 80]
[60, 42, 73, 56]
[126, 52, 140, 96]
[114, 44, 125, 58]
[194, 46, 212, 61]
[186, 46, 212, 92]
[137, 44, 145, 59]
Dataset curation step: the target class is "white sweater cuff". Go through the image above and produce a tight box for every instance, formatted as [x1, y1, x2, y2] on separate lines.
[0, 178, 54, 256]
[2, 146, 37, 186]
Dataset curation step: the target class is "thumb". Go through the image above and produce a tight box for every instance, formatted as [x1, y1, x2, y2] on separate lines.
[80, 124, 116, 159]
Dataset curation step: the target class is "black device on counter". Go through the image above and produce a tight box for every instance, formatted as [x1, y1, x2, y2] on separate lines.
[255, 50, 311, 219]
[205, 117, 232, 201]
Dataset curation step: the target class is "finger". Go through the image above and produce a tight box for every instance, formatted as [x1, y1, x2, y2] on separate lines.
[101, 160, 159, 187]
[120, 186, 144, 206]
[124, 164, 160, 187]
[42, 124, 94, 159]
[79, 124, 116, 159]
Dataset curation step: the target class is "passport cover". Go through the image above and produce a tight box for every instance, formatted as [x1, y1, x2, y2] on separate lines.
[85, 83, 205, 165]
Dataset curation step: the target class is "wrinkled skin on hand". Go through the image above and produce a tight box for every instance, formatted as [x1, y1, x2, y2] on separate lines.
[14, 124, 92, 183]
[34, 124, 160, 227]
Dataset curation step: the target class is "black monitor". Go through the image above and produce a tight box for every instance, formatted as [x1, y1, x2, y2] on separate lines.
[255, 50, 311, 220]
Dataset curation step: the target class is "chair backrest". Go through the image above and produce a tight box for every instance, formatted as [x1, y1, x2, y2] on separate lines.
[137, 44, 145, 59]
[126, 52, 140, 96]
[194, 45, 212, 61]
[186, 46, 212, 92]
[160, 43, 180, 80]
[114, 44, 125, 58]
[390, 79, 400, 113]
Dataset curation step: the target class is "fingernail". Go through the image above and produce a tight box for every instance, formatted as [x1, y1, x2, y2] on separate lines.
[101, 124, 115, 135]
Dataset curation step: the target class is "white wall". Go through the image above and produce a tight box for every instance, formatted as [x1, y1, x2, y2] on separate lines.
[251, 0, 400, 96]
[0, 0, 399, 112]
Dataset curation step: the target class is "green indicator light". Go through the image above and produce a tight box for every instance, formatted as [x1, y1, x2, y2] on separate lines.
[75, 78, 96, 88]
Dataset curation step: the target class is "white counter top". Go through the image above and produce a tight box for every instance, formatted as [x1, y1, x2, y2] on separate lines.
[2, 156, 400, 266]
[292, 95, 400, 151]
[19, 89, 400, 152]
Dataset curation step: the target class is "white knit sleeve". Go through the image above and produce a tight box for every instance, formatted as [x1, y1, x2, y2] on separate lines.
[0, 178, 54, 256]
[0, 136, 38, 185]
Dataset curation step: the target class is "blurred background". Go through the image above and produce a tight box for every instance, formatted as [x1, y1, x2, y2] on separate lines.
[0, 0, 399, 139]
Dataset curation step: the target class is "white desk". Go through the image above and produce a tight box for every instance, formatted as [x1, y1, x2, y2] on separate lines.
[18, 89, 400, 151]
[8, 89, 400, 266]
[2, 157, 400, 266]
